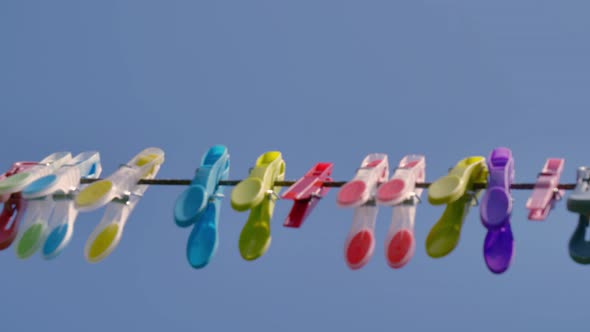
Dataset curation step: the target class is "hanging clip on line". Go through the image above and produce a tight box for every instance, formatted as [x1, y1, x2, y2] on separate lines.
[174, 145, 230, 269]
[526, 158, 565, 221]
[426, 156, 488, 258]
[376, 155, 425, 269]
[566, 167, 590, 264]
[75, 148, 165, 263]
[19, 152, 102, 260]
[281, 162, 333, 228]
[480, 147, 514, 274]
[0, 162, 38, 250]
[231, 151, 285, 261]
[337, 154, 389, 270]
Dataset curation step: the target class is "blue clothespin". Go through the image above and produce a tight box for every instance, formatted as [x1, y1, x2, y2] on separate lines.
[174, 145, 230, 268]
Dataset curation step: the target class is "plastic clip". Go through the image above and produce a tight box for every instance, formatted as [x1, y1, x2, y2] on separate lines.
[480, 147, 514, 274]
[174, 145, 230, 268]
[376, 155, 425, 269]
[231, 151, 285, 261]
[526, 158, 565, 221]
[337, 153, 389, 270]
[0, 162, 38, 250]
[75, 148, 164, 263]
[426, 156, 488, 258]
[281, 162, 333, 228]
[566, 167, 590, 264]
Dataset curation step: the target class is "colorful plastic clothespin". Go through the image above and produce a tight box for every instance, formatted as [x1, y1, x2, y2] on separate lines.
[337, 154, 389, 270]
[174, 145, 230, 269]
[480, 148, 514, 274]
[18, 152, 102, 259]
[426, 156, 487, 258]
[526, 158, 565, 221]
[75, 148, 165, 263]
[281, 162, 333, 228]
[0, 152, 72, 196]
[566, 167, 590, 264]
[231, 151, 285, 261]
[376, 155, 425, 269]
[0, 162, 38, 250]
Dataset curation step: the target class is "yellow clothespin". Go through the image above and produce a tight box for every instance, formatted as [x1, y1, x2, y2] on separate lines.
[425, 156, 488, 258]
[231, 151, 285, 261]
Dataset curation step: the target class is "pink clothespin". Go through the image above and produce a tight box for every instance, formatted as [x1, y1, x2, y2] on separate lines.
[376, 155, 425, 269]
[0, 162, 37, 250]
[337, 154, 389, 270]
[526, 158, 565, 221]
[281, 162, 333, 228]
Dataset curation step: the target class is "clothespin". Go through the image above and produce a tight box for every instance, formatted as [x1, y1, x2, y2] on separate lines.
[426, 156, 487, 258]
[480, 147, 514, 274]
[75, 148, 165, 263]
[230, 151, 285, 261]
[337, 153, 389, 270]
[566, 167, 590, 264]
[376, 155, 425, 269]
[526, 158, 565, 221]
[0, 152, 72, 196]
[174, 145, 230, 269]
[18, 152, 102, 259]
[281, 162, 333, 228]
[0, 162, 38, 250]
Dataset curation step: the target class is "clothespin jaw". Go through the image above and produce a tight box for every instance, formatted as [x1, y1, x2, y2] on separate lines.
[566, 167, 590, 264]
[15, 152, 102, 259]
[0, 152, 72, 196]
[426, 156, 487, 258]
[173, 145, 230, 269]
[376, 155, 425, 269]
[0, 162, 37, 250]
[338, 153, 389, 270]
[526, 158, 565, 221]
[480, 147, 515, 274]
[231, 151, 285, 261]
[281, 162, 333, 228]
[79, 148, 165, 263]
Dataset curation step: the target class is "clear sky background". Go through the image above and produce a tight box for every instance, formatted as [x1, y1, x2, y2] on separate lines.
[2, 1, 590, 331]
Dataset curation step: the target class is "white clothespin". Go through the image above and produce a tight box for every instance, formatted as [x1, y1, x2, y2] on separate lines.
[0, 152, 72, 196]
[377, 155, 425, 269]
[19, 152, 102, 259]
[75, 148, 164, 263]
[337, 153, 389, 270]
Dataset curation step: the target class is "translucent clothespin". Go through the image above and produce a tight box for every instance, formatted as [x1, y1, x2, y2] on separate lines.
[337, 153, 389, 270]
[174, 145, 230, 268]
[566, 167, 590, 264]
[480, 147, 514, 274]
[75, 148, 164, 263]
[19, 152, 102, 259]
[0, 162, 38, 250]
[526, 158, 565, 221]
[377, 155, 425, 269]
[231, 151, 285, 261]
[426, 156, 488, 258]
[0, 152, 72, 196]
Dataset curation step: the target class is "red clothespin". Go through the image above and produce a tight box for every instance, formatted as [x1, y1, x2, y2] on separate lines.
[526, 158, 565, 221]
[281, 162, 333, 228]
[0, 162, 38, 249]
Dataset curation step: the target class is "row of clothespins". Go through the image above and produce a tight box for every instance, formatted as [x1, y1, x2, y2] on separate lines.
[1, 146, 589, 274]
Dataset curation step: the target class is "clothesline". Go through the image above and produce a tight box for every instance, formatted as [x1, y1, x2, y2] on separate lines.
[79, 178, 577, 190]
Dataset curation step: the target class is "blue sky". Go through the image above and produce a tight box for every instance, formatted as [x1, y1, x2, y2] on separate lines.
[1, 1, 590, 331]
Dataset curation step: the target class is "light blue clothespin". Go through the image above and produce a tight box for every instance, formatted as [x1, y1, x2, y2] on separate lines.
[174, 145, 230, 269]
[20, 152, 102, 259]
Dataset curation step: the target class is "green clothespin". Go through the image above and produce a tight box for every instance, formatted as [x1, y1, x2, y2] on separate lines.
[231, 151, 286, 261]
[426, 156, 488, 258]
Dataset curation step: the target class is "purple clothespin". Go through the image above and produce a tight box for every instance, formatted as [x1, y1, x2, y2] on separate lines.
[480, 147, 514, 274]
